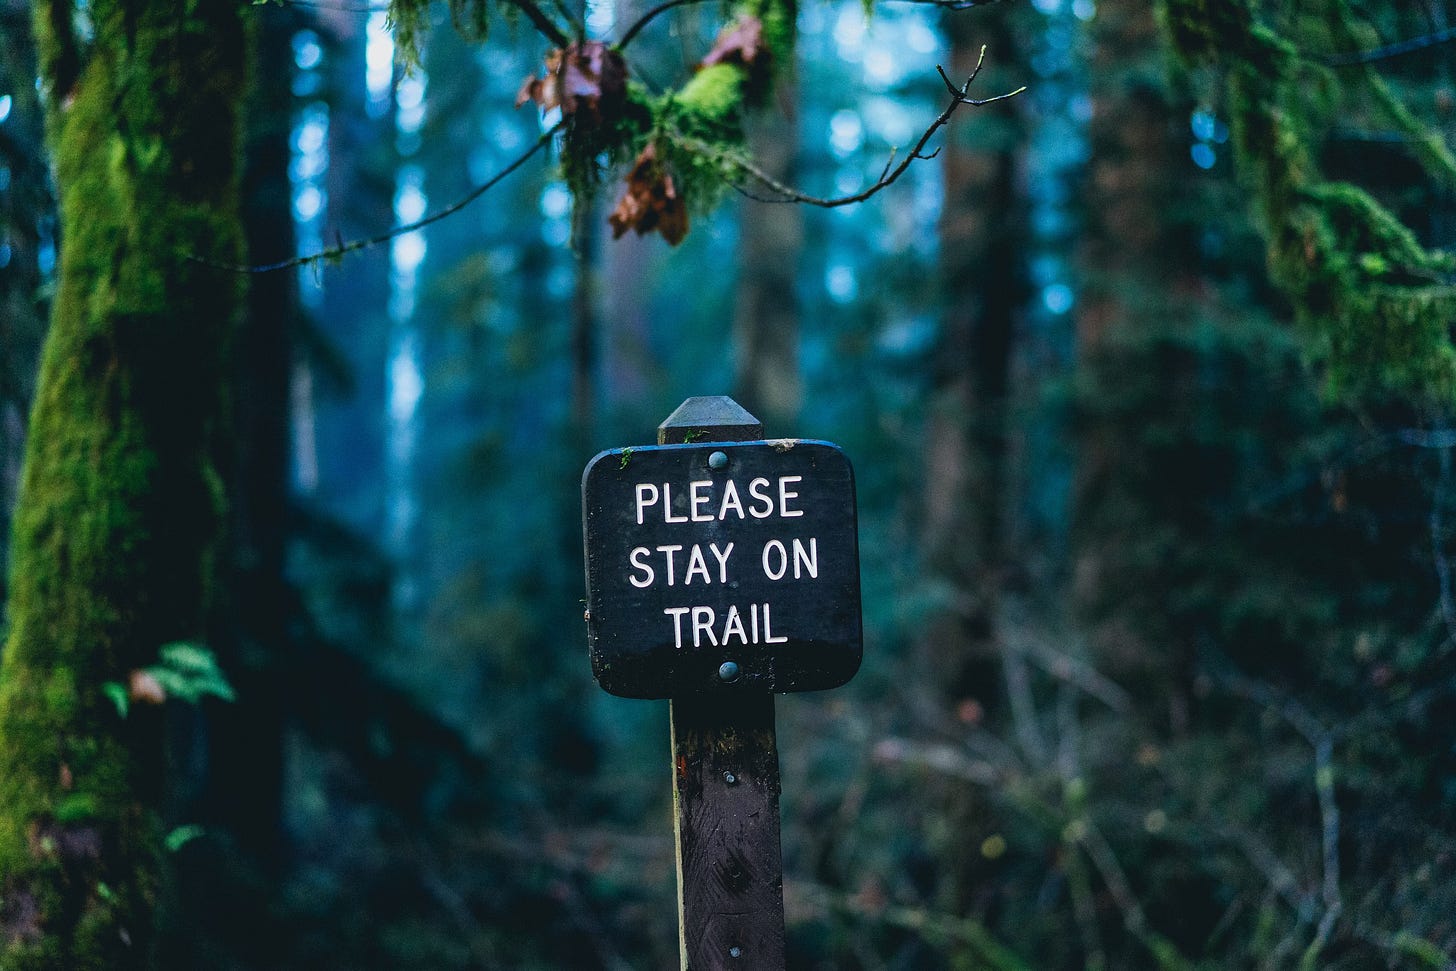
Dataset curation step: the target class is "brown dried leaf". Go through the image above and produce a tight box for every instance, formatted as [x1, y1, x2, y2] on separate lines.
[515, 74, 551, 111]
[700, 17, 765, 70]
[608, 144, 689, 246]
[515, 42, 627, 123]
[128, 669, 167, 706]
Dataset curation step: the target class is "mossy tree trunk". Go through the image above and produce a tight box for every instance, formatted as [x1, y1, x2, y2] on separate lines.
[0, 0, 246, 964]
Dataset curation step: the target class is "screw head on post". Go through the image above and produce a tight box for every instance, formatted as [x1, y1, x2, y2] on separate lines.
[708, 450, 729, 471]
[718, 660, 741, 683]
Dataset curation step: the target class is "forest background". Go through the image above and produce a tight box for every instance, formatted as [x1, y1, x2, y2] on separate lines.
[2, 0, 1456, 967]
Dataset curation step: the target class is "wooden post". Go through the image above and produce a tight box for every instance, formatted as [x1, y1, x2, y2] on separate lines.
[658, 397, 787, 971]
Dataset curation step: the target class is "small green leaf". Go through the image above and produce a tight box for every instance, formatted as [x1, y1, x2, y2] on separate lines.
[96, 882, 116, 903]
[56, 793, 98, 823]
[149, 642, 236, 704]
[102, 682, 129, 719]
[165, 824, 207, 853]
[1358, 253, 1388, 275]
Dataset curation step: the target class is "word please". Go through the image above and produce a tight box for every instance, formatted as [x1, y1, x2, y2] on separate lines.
[634, 477, 804, 524]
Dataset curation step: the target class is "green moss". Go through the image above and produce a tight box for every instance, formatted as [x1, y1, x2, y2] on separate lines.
[54, 794, 99, 824]
[0, 0, 247, 964]
[1161, 0, 1456, 402]
[630, 0, 796, 217]
[675, 64, 747, 127]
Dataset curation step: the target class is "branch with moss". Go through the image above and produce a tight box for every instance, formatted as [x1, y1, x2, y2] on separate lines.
[1160, 0, 1456, 401]
[223, 0, 1020, 268]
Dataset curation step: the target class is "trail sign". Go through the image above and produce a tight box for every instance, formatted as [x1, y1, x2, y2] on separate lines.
[582, 396, 863, 970]
[582, 438, 862, 699]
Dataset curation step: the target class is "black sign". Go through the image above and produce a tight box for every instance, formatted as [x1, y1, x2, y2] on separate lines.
[582, 440, 862, 699]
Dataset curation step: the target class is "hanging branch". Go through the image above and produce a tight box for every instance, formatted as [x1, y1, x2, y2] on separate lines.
[615, 0, 713, 49]
[546, 0, 585, 43]
[199, 123, 562, 274]
[501, 0, 572, 47]
[675, 48, 1024, 208]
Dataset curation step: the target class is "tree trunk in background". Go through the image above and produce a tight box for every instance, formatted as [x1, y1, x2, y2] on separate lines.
[1078, 1, 1186, 347]
[572, 199, 600, 436]
[921, 9, 1026, 700]
[209, 3, 294, 874]
[0, 0, 246, 963]
[163, 15, 293, 968]
[1075, 0, 1202, 731]
[733, 85, 802, 428]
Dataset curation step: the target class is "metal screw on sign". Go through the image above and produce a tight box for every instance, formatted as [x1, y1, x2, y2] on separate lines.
[580, 396, 864, 970]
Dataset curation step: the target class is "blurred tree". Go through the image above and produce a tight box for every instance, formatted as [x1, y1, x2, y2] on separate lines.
[162, 7, 304, 968]
[0, 0, 246, 966]
[733, 84, 804, 426]
[921, 1, 1029, 708]
[0, 0, 49, 608]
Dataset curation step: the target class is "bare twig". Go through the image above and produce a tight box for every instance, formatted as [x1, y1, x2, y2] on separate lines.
[990, 615, 1131, 712]
[1215, 823, 1315, 922]
[788, 881, 1034, 971]
[1299, 735, 1344, 970]
[1214, 670, 1345, 969]
[1400, 427, 1456, 448]
[548, 0, 585, 42]
[263, 0, 389, 12]
[1003, 640, 1048, 766]
[614, 0, 710, 48]
[1075, 821, 1198, 970]
[1322, 25, 1456, 66]
[198, 123, 561, 274]
[870, 736, 1002, 785]
[1064, 847, 1107, 971]
[511, 0, 573, 49]
[887, 0, 1006, 8]
[1055, 684, 1078, 782]
[681, 46, 1023, 208]
[1429, 429, 1456, 644]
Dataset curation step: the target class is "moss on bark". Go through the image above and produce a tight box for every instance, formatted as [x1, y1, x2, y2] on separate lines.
[0, 0, 246, 965]
[1160, 0, 1456, 400]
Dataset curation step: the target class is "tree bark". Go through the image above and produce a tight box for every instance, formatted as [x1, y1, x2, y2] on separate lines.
[0, 0, 247, 963]
[921, 8, 1027, 697]
[733, 85, 802, 427]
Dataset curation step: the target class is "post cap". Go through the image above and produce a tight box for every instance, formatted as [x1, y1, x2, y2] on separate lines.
[658, 396, 763, 445]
